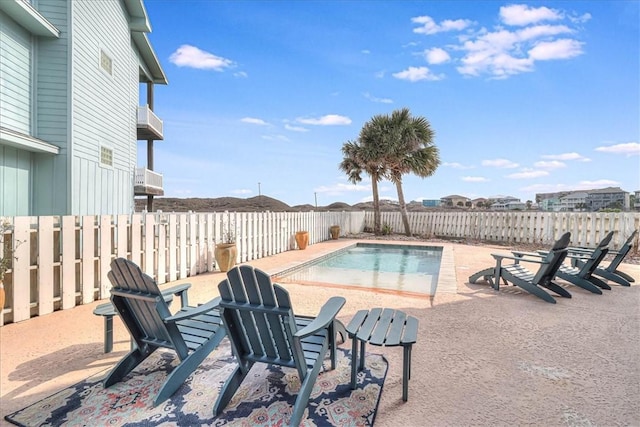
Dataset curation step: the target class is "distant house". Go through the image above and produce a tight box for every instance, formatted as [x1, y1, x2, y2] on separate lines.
[540, 198, 561, 211]
[440, 195, 470, 208]
[471, 198, 488, 209]
[558, 192, 588, 211]
[0, 0, 167, 216]
[635, 190, 640, 211]
[422, 199, 442, 208]
[586, 187, 629, 211]
[491, 201, 526, 211]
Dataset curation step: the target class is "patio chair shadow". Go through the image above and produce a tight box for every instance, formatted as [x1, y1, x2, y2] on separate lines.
[4, 342, 125, 409]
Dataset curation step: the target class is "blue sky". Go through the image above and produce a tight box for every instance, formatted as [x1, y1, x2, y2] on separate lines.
[141, 1, 639, 206]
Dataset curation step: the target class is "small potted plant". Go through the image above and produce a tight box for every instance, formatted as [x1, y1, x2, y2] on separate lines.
[215, 217, 237, 272]
[0, 218, 18, 314]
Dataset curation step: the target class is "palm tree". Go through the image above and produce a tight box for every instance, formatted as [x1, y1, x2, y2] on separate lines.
[339, 132, 388, 235]
[377, 108, 440, 236]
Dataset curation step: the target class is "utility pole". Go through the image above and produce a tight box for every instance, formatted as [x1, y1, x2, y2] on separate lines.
[314, 192, 317, 208]
[258, 182, 261, 197]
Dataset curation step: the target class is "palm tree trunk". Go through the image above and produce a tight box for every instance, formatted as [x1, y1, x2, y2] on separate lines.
[394, 180, 411, 236]
[372, 177, 381, 235]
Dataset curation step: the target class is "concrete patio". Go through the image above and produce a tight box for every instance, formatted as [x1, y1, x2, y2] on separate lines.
[1, 238, 638, 426]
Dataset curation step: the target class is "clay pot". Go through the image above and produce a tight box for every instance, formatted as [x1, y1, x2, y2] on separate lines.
[215, 243, 237, 272]
[329, 225, 340, 240]
[295, 231, 309, 250]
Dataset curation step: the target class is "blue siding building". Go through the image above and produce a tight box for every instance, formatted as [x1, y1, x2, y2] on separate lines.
[0, 0, 167, 216]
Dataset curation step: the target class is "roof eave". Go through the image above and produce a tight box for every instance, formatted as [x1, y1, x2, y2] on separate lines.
[0, 0, 60, 38]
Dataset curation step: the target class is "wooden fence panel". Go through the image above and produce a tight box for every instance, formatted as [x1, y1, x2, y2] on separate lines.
[12, 217, 31, 322]
[39, 216, 55, 313]
[61, 216, 76, 310]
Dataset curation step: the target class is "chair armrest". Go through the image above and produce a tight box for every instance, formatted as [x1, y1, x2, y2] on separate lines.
[165, 297, 221, 322]
[295, 296, 346, 339]
[511, 250, 544, 258]
[160, 283, 192, 308]
[491, 253, 546, 264]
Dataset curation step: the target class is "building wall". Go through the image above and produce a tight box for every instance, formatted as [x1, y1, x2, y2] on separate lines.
[0, 10, 32, 133]
[69, 0, 138, 215]
[33, 0, 70, 215]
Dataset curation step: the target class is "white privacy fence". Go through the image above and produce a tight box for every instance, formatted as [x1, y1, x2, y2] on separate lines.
[0, 211, 359, 326]
[0, 210, 637, 325]
[370, 211, 639, 248]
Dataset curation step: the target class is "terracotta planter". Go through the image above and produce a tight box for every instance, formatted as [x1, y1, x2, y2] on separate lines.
[295, 231, 309, 250]
[215, 243, 237, 272]
[0, 280, 4, 315]
[329, 225, 340, 240]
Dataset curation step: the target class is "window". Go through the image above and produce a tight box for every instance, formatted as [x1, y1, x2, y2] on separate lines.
[100, 49, 112, 75]
[100, 146, 113, 167]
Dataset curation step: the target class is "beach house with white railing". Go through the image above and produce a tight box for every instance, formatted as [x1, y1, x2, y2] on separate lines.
[0, 0, 166, 217]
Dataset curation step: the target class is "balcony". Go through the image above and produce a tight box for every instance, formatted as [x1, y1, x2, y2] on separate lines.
[137, 105, 163, 140]
[134, 167, 164, 196]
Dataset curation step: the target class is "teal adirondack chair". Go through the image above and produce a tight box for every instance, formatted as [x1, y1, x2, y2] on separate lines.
[554, 231, 614, 292]
[213, 265, 346, 427]
[469, 232, 572, 303]
[570, 230, 637, 287]
[104, 258, 226, 406]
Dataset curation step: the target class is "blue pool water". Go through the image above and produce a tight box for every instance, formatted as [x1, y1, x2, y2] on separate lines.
[276, 243, 442, 295]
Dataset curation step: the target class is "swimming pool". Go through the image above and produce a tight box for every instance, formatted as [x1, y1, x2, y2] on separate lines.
[274, 243, 443, 296]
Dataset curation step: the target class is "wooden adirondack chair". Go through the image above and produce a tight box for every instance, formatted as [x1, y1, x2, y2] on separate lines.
[104, 258, 226, 406]
[469, 232, 572, 304]
[554, 231, 614, 292]
[570, 230, 637, 287]
[213, 265, 346, 427]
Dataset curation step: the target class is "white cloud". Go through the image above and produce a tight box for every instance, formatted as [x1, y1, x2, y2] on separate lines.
[506, 170, 549, 179]
[423, 47, 451, 65]
[233, 71, 248, 78]
[541, 152, 591, 162]
[361, 49, 371, 54]
[284, 124, 308, 132]
[393, 66, 444, 82]
[231, 189, 252, 195]
[534, 160, 566, 169]
[412, 16, 472, 35]
[528, 38, 584, 60]
[363, 92, 394, 104]
[261, 134, 290, 142]
[241, 117, 269, 125]
[450, 7, 585, 78]
[169, 45, 234, 71]
[296, 114, 352, 125]
[481, 159, 519, 168]
[315, 182, 371, 194]
[595, 142, 640, 156]
[462, 176, 489, 182]
[500, 4, 563, 26]
[443, 162, 474, 169]
[576, 179, 620, 188]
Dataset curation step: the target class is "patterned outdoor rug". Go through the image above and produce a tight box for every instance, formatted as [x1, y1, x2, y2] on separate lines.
[5, 339, 387, 427]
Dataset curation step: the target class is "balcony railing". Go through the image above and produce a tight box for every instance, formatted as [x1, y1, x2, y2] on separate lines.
[134, 167, 164, 196]
[137, 105, 163, 140]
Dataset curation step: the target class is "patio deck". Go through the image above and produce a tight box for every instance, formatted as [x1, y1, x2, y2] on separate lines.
[1, 239, 639, 426]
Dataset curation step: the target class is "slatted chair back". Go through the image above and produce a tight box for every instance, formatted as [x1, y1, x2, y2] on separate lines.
[217, 265, 308, 380]
[576, 231, 613, 276]
[608, 230, 637, 271]
[532, 232, 571, 285]
[108, 258, 189, 359]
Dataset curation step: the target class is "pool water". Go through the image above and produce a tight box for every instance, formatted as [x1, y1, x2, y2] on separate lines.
[275, 243, 442, 296]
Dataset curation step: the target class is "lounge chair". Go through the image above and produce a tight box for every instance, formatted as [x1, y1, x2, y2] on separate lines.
[550, 231, 613, 292]
[213, 265, 346, 427]
[570, 230, 637, 287]
[104, 258, 226, 406]
[469, 232, 572, 303]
